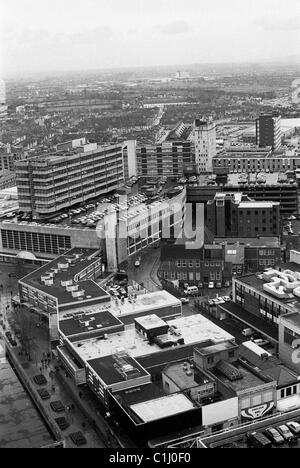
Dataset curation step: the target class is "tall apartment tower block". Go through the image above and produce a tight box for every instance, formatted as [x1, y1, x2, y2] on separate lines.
[194, 118, 216, 173]
[256, 113, 282, 152]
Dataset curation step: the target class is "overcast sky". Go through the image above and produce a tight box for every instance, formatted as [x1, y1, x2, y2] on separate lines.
[0, 0, 299, 75]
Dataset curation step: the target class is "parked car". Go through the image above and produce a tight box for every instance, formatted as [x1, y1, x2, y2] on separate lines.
[134, 260, 141, 268]
[246, 431, 272, 448]
[264, 427, 285, 446]
[222, 296, 231, 302]
[277, 425, 297, 444]
[216, 282, 222, 289]
[286, 421, 300, 436]
[70, 432, 87, 447]
[181, 297, 190, 304]
[208, 282, 214, 289]
[183, 286, 199, 296]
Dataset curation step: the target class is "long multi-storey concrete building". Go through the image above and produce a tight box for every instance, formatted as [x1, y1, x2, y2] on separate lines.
[15, 142, 125, 218]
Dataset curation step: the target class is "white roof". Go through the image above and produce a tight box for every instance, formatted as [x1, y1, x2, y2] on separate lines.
[167, 315, 234, 346]
[109, 290, 181, 318]
[238, 202, 278, 209]
[130, 394, 194, 422]
[135, 314, 167, 330]
[74, 313, 234, 362]
[242, 340, 272, 357]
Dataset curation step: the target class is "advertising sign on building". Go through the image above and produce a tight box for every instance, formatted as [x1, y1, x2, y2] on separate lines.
[241, 401, 274, 420]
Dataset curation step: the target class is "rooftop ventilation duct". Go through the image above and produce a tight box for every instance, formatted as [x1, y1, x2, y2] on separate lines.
[61, 279, 73, 287]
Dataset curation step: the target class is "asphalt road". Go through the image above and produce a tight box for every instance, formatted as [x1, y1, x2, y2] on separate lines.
[127, 247, 162, 292]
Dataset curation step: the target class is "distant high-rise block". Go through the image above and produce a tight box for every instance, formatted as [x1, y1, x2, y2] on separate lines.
[194, 118, 216, 173]
[256, 113, 282, 152]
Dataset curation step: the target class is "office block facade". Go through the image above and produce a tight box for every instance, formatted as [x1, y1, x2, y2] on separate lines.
[15, 143, 125, 217]
[207, 193, 280, 238]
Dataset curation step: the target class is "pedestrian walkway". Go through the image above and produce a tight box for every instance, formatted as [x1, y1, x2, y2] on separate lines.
[0, 314, 106, 449]
[56, 366, 136, 448]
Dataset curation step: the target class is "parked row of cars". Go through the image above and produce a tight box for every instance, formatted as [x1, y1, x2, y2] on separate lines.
[247, 421, 300, 448]
[183, 282, 231, 296]
[241, 327, 270, 346]
[108, 284, 128, 299]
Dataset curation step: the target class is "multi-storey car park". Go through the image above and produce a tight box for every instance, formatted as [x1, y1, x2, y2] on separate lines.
[0, 185, 186, 269]
[213, 147, 300, 175]
[187, 172, 299, 217]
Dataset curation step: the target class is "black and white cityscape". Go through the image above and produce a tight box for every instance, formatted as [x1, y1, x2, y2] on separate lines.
[0, 0, 300, 454]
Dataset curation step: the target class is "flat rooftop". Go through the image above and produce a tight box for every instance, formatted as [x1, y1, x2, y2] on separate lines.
[196, 341, 237, 357]
[23, 143, 122, 164]
[135, 314, 167, 330]
[20, 248, 110, 306]
[215, 237, 280, 247]
[280, 312, 300, 330]
[226, 172, 297, 187]
[236, 272, 300, 314]
[167, 315, 234, 345]
[129, 394, 195, 423]
[109, 290, 181, 318]
[59, 310, 122, 338]
[73, 313, 234, 362]
[212, 361, 267, 392]
[163, 360, 214, 390]
[238, 201, 279, 209]
[216, 148, 272, 159]
[87, 353, 150, 386]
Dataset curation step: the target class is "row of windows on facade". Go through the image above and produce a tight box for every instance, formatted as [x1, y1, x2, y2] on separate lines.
[16, 161, 124, 180]
[17, 173, 123, 189]
[235, 285, 286, 315]
[175, 260, 222, 268]
[1, 230, 71, 254]
[214, 159, 296, 166]
[162, 271, 222, 281]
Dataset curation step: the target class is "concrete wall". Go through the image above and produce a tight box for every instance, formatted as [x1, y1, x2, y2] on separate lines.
[202, 397, 239, 427]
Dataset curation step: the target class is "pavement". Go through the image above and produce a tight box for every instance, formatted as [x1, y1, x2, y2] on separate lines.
[0, 263, 110, 448]
[0, 356, 54, 448]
